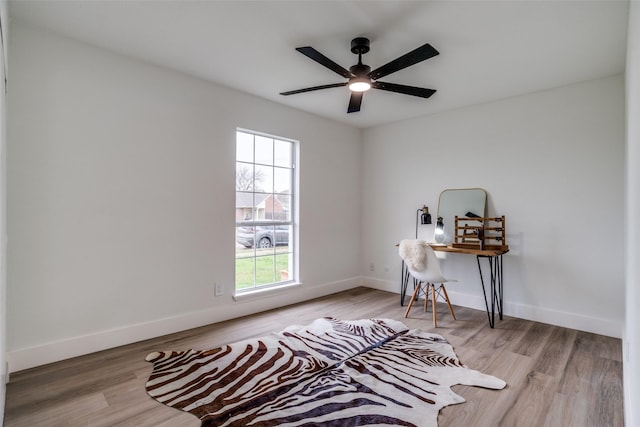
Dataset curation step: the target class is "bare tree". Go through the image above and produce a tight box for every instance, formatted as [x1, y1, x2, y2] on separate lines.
[236, 165, 264, 191]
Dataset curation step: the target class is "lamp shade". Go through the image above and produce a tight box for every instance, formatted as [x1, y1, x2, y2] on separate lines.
[420, 206, 432, 225]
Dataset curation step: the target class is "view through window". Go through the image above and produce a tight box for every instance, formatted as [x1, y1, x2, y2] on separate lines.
[235, 130, 296, 291]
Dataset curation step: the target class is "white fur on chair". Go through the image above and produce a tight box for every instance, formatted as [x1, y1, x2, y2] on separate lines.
[399, 239, 428, 272]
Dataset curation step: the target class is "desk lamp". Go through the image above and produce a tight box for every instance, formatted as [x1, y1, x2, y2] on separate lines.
[415, 205, 432, 238]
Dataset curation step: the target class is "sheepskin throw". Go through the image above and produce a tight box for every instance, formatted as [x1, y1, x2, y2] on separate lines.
[399, 239, 428, 271]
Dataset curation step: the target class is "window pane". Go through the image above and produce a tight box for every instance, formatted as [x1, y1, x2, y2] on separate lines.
[235, 256, 255, 290]
[253, 224, 274, 249]
[275, 253, 291, 282]
[236, 162, 254, 192]
[236, 192, 255, 221]
[236, 132, 254, 163]
[255, 255, 276, 286]
[275, 226, 291, 255]
[260, 195, 275, 220]
[274, 167, 291, 194]
[274, 194, 291, 221]
[255, 136, 273, 165]
[236, 223, 257, 248]
[274, 140, 291, 167]
[254, 165, 273, 193]
[274, 224, 290, 248]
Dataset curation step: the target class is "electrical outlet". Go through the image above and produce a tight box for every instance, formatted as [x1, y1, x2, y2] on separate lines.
[214, 283, 223, 296]
[383, 265, 390, 273]
[369, 262, 375, 272]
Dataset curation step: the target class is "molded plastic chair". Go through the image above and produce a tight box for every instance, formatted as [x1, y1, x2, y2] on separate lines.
[404, 244, 457, 327]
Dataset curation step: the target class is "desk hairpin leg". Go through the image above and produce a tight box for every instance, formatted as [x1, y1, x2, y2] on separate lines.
[400, 261, 407, 305]
[476, 254, 504, 328]
[400, 260, 413, 306]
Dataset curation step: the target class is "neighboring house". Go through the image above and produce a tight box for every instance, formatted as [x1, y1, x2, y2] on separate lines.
[236, 192, 287, 221]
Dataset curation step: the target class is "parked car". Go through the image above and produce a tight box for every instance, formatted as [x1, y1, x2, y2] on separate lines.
[236, 223, 289, 248]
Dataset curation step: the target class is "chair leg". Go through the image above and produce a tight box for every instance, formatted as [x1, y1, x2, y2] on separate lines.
[424, 283, 429, 312]
[441, 284, 457, 320]
[404, 283, 421, 318]
[431, 284, 438, 327]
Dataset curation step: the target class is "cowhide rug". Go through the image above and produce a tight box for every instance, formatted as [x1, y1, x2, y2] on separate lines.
[145, 318, 506, 426]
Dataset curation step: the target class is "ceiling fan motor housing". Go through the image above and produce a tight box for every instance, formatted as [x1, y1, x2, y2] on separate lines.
[350, 37, 370, 55]
[350, 63, 371, 77]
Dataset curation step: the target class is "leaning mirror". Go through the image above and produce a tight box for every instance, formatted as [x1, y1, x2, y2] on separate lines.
[435, 188, 487, 244]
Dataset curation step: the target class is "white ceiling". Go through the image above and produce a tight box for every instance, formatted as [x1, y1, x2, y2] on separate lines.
[8, 0, 630, 129]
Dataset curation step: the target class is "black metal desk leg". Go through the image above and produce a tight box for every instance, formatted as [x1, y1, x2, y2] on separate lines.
[495, 255, 504, 320]
[400, 260, 405, 305]
[476, 255, 505, 328]
[476, 256, 494, 327]
[400, 261, 410, 306]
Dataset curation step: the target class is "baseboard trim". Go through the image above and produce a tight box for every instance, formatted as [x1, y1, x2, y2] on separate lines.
[7, 277, 362, 373]
[361, 277, 623, 338]
[8, 275, 621, 373]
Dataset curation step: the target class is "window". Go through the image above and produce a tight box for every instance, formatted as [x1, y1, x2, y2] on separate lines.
[235, 129, 296, 292]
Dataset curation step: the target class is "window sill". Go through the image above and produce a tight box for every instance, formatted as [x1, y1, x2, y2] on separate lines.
[233, 281, 302, 302]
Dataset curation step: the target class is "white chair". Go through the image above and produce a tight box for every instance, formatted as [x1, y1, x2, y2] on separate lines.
[403, 244, 457, 327]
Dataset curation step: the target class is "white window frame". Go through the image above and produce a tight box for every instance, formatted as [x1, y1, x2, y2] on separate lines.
[234, 128, 298, 294]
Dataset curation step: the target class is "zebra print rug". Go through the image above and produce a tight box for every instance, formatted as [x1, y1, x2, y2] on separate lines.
[145, 318, 506, 426]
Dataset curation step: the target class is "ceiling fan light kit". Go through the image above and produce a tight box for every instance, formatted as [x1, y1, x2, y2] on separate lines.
[280, 37, 439, 114]
[348, 77, 372, 92]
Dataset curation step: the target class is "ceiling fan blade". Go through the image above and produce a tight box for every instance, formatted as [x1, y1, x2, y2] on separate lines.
[280, 82, 347, 96]
[369, 43, 439, 80]
[347, 92, 363, 113]
[372, 81, 436, 98]
[296, 47, 354, 79]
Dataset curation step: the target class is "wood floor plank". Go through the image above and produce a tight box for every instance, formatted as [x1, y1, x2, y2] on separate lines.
[464, 314, 532, 353]
[498, 370, 557, 427]
[589, 357, 624, 427]
[3, 287, 624, 426]
[512, 320, 554, 358]
[531, 325, 577, 378]
[542, 393, 589, 427]
[5, 391, 109, 427]
[439, 350, 536, 427]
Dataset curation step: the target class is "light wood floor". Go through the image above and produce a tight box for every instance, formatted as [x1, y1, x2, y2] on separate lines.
[4, 287, 624, 426]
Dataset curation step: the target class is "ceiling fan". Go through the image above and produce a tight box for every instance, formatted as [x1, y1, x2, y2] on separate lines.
[280, 37, 439, 114]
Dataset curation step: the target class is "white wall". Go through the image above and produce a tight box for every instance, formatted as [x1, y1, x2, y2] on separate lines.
[6, 21, 362, 371]
[625, 2, 640, 426]
[361, 75, 625, 338]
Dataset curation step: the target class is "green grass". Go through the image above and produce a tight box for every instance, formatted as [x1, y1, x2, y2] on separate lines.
[236, 255, 290, 290]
